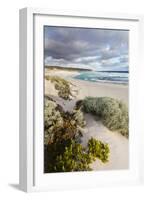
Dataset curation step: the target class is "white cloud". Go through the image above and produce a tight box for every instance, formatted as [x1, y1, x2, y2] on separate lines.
[44, 27, 129, 71]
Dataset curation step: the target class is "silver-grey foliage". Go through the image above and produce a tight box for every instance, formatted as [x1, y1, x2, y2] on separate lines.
[83, 97, 129, 137]
[44, 98, 63, 144]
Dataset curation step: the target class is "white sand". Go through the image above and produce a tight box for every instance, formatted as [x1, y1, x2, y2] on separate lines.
[45, 69, 129, 170]
[82, 114, 129, 170]
[69, 78, 128, 105]
[45, 68, 80, 78]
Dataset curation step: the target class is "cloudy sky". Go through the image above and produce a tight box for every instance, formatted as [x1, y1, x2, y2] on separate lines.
[44, 26, 129, 71]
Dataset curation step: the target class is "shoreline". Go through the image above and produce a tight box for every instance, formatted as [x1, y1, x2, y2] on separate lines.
[45, 77, 128, 105]
[45, 68, 128, 87]
[71, 76, 128, 86]
[67, 77, 128, 88]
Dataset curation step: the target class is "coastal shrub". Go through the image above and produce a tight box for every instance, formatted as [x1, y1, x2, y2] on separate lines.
[44, 96, 111, 173]
[88, 137, 110, 163]
[74, 100, 84, 110]
[45, 75, 77, 100]
[50, 140, 93, 172]
[44, 97, 64, 145]
[52, 110, 86, 143]
[83, 97, 129, 137]
[44, 139, 92, 173]
[45, 138, 110, 173]
[72, 109, 86, 128]
[44, 97, 86, 144]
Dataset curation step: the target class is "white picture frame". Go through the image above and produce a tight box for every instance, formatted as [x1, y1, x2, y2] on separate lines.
[19, 7, 144, 192]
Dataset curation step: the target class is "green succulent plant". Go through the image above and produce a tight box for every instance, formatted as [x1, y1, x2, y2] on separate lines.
[88, 137, 110, 163]
[45, 138, 110, 173]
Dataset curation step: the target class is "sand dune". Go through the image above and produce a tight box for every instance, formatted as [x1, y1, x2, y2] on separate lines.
[45, 69, 129, 170]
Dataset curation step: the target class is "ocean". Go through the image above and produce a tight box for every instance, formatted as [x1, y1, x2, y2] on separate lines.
[74, 71, 129, 84]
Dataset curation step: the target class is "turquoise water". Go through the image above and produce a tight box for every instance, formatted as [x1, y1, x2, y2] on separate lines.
[74, 71, 128, 84]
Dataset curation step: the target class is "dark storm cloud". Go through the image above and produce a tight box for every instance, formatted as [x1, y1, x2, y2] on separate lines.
[44, 26, 129, 70]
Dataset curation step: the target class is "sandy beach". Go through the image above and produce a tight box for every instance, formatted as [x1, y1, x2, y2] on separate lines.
[45, 68, 129, 171]
[45, 68, 128, 105]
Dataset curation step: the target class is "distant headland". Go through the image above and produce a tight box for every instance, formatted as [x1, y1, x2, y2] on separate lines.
[45, 65, 92, 72]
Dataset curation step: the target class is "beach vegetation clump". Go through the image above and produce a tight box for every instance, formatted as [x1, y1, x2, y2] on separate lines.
[45, 137, 110, 173]
[88, 137, 110, 163]
[72, 109, 86, 128]
[44, 97, 64, 145]
[45, 75, 77, 100]
[82, 97, 129, 137]
[51, 110, 86, 144]
[44, 97, 110, 173]
[46, 139, 93, 172]
[44, 97, 86, 145]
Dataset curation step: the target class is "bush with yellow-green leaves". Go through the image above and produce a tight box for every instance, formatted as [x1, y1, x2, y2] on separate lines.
[45, 138, 110, 173]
